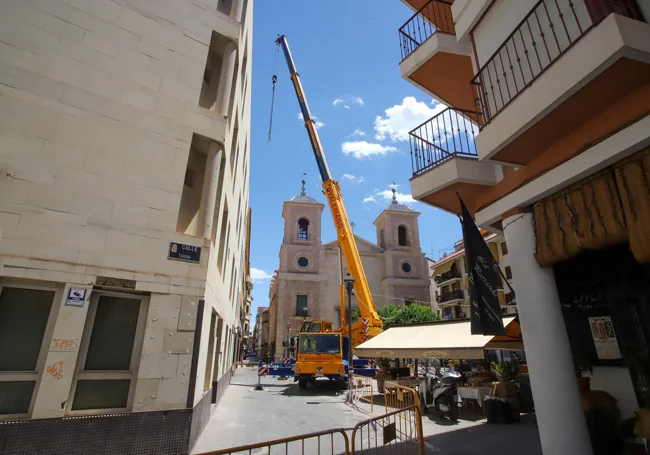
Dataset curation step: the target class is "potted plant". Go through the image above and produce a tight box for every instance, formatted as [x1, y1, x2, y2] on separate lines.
[490, 361, 511, 384]
[574, 355, 593, 394]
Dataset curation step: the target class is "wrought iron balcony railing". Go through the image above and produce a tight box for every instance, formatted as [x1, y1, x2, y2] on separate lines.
[437, 290, 465, 303]
[434, 269, 462, 283]
[409, 107, 482, 176]
[471, 0, 644, 127]
[399, 0, 455, 60]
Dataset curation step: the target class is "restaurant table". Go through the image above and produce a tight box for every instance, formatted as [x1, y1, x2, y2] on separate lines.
[457, 386, 491, 408]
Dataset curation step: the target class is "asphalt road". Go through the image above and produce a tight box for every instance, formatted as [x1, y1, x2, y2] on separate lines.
[191, 367, 368, 455]
[192, 367, 543, 455]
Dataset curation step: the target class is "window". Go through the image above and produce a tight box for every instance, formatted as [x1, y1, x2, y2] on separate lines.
[295, 295, 308, 317]
[379, 229, 385, 249]
[297, 256, 309, 268]
[505, 266, 513, 280]
[297, 218, 309, 240]
[0, 286, 56, 416]
[404, 299, 415, 306]
[501, 242, 508, 255]
[69, 293, 147, 412]
[398, 225, 408, 246]
[401, 262, 412, 274]
[298, 334, 340, 355]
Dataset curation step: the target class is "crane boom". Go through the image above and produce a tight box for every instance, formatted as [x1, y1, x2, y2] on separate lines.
[276, 35, 382, 345]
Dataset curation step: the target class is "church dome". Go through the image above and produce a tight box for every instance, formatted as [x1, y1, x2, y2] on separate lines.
[288, 178, 320, 204]
[289, 194, 319, 204]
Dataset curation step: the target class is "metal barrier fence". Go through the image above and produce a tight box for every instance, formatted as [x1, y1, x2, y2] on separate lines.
[194, 404, 424, 455]
[196, 428, 351, 455]
[383, 381, 420, 413]
[349, 375, 374, 412]
[351, 405, 424, 455]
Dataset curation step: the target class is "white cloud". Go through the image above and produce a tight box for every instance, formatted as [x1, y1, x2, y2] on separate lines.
[341, 141, 398, 159]
[374, 97, 446, 142]
[333, 96, 364, 109]
[347, 128, 367, 138]
[376, 189, 416, 205]
[250, 268, 273, 282]
[363, 184, 416, 206]
[341, 174, 364, 184]
[297, 112, 325, 129]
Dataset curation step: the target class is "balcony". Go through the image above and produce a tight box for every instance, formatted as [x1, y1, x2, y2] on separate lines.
[434, 269, 462, 284]
[472, 0, 650, 166]
[408, 107, 500, 215]
[399, 0, 476, 111]
[437, 290, 465, 304]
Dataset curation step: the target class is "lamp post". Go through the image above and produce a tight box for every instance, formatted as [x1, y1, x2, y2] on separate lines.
[286, 321, 291, 359]
[344, 273, 355, 401]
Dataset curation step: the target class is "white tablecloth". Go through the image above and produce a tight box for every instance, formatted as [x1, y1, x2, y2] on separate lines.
[457, 386, 491, 407]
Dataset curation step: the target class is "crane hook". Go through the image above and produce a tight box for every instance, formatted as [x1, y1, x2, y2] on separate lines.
[268, 74, 278, 143]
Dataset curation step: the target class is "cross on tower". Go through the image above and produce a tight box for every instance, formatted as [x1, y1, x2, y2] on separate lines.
[391, 181, 397, 204]
[300, 171, 307, 196]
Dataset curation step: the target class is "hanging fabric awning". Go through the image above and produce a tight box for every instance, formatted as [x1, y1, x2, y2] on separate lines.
[355, 317, 522, 360]
[433, 260, 454, 275]
[533, 147, 650, 266]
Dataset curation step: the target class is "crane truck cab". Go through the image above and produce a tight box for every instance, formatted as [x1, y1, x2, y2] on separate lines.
[293, 332, 349, 389]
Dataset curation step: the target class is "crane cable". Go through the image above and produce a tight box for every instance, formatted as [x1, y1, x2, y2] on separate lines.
[267, 42, 279, 143]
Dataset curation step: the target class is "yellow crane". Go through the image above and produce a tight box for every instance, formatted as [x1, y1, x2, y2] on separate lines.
[275, 35, 383, 388]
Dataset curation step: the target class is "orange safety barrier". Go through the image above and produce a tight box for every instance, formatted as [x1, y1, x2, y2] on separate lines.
[350, 405, 424, 454]
[383, 381, 420, 413]
[195, 428, 350, 455]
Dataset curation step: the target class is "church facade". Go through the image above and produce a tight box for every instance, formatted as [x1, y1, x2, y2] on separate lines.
[267, 184, 431, 360]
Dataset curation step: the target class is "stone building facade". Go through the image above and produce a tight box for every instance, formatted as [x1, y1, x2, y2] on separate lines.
[268, 186, 431, 360]
[0, 0, 252, 452]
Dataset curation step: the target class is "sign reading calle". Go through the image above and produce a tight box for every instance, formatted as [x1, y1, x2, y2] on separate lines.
[168, 242, 202, 264]
[459, 195, 505, 336]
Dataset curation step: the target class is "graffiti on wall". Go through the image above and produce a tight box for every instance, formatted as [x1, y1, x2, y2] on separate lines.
[46, 360, 64, 380]
[51, 338, 79, 351]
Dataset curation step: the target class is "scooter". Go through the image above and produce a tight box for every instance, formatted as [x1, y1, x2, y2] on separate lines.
[419, 369, 463, 422]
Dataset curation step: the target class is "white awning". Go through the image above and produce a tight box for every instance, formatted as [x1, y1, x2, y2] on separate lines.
[354, 317, 521, 360]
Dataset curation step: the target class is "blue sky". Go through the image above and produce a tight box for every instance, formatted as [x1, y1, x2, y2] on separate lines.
[247, 0, 462, 318]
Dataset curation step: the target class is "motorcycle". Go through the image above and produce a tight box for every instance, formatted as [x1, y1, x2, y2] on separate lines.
[418, 369, 463, 422]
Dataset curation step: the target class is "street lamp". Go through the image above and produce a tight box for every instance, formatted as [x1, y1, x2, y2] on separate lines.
[286, 322, 292, 359]
[344, 273, 355, 401]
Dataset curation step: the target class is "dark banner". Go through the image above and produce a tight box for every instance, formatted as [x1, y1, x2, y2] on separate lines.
[459, 196, 505, 336]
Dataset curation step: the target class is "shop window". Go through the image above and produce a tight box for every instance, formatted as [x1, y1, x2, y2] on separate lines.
[298, 218, 309, 240]
[0, 286, 56, 416]
[398, 225, 408, 246]
[501, 242, 508, 255]
[505, 266, 513, 280]
[70, 294, 147, 412]
[204, 312, 217, 392]
[296, 295, 308, 317]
